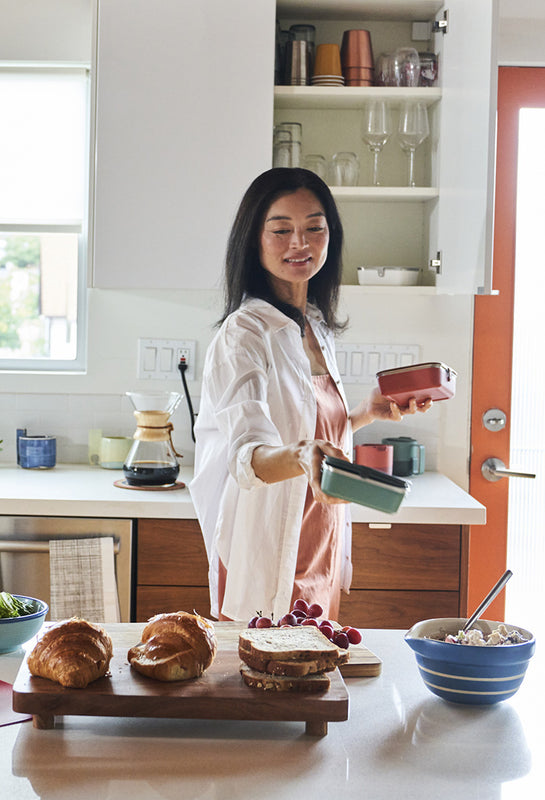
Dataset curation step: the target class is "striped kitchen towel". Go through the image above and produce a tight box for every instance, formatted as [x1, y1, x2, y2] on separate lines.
[49, 537, 120, 622]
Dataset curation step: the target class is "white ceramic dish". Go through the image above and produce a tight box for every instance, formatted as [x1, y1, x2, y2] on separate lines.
[358, 266, 420, 286]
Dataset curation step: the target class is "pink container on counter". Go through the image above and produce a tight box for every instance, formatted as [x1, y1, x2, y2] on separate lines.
[354, 444, 393, 474]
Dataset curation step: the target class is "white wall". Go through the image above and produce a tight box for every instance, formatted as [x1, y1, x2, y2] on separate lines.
[1, 0, 541, 488]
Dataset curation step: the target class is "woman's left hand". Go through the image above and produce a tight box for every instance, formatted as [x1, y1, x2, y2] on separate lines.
[350, 387, 432, 430]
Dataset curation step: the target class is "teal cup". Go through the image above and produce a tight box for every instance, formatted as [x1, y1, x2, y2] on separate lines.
[382, 436, 425, 477]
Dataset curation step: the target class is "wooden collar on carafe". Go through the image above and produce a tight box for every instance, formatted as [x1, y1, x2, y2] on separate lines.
[133, 410, 173, 443]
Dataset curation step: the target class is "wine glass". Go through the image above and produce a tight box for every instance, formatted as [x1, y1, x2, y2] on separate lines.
[398, 102, 429, 187]
[361, 101, 392, 186]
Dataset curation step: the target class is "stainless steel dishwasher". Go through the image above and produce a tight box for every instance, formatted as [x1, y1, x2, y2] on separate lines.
[0, 516, 134, 622]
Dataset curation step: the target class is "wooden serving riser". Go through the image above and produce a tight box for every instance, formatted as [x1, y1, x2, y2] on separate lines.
[10, 622, 384, 736]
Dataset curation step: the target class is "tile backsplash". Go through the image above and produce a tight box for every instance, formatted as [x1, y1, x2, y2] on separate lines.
[0, 392, 198, 467]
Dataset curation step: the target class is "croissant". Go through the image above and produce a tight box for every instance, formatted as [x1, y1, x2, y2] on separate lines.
[27, 618, 113, 689]
[128, 611, 217, 681]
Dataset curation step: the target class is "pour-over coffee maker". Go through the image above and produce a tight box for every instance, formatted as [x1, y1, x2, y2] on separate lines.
[123, 391, 183, 486]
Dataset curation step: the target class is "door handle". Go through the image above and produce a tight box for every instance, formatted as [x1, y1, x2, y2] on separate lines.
[481, 457, 536, 482]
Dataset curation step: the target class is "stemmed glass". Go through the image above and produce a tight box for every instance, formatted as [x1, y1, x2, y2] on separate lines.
[398, 102, 429, 187]
[361, 101, 392, 186]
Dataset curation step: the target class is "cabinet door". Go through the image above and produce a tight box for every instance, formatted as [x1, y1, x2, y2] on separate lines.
[91, 0, 275, 289]
[431, 0, 498, 293]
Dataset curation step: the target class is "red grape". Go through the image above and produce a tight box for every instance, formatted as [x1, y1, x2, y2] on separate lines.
[278, 613, 298, 627]
[345, 627, 362, 645]
[307, 603, 324, 619]
[292, 598, 309, 614]
[255, 616, 273, 628]
[301, 618, 319, 627]
[291, 608, 307, 621]
[320, 626, 335, 641]
[333, 631, 350, 649]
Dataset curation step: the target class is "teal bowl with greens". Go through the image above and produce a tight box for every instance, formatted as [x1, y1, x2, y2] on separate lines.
[0, 594, 49, 653]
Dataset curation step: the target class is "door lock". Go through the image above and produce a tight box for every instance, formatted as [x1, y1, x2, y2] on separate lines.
[482, 408, 507, 432]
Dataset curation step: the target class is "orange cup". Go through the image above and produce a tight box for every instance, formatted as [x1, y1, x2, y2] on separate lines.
[313, 43, 342, 77]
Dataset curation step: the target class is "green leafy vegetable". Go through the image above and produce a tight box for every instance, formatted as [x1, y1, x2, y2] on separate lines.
[0, 592, 36, 618]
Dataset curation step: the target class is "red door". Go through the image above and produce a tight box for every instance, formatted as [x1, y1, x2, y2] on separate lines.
[469, 67, 545, 619]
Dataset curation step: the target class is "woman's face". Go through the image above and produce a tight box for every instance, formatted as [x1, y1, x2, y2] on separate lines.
[259, 188, 329, 300]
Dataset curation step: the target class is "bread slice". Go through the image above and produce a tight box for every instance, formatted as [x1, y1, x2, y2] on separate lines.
[239, 626, 347, 663]
[240, 664, 330, 693]
[239, 641, 348, 677]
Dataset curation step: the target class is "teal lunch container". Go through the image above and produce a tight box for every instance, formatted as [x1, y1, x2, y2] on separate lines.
[320, 455, 410, 513]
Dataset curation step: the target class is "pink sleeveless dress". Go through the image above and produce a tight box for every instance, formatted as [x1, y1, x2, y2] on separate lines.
[290, 373, 349, 620]
[217, 373, 348, 622]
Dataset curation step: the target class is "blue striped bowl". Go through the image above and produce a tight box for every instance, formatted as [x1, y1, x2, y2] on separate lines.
[405, 617, 535, 705]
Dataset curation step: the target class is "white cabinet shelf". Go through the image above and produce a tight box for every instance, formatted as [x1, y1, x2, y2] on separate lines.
[332, 186, 438, 203]
[275, 86, 441, 110]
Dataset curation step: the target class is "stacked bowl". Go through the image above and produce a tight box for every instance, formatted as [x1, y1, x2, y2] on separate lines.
[341, 29, 374, 86]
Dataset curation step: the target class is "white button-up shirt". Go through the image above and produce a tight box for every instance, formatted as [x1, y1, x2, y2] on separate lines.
[190, 298, 353, 621]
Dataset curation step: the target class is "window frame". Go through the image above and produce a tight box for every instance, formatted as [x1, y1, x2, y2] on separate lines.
[0, 65, 90, 373]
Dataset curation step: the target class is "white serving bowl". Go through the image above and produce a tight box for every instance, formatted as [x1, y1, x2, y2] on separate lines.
[358, 266, 420, 286]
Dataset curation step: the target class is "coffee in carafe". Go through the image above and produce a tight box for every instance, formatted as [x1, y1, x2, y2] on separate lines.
[123, 392, 182, 487]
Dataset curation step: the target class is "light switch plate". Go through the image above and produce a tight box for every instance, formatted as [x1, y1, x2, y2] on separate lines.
[137, 338, 196, 381]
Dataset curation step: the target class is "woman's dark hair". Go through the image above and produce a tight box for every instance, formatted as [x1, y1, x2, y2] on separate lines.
[221, 167, 346, 333]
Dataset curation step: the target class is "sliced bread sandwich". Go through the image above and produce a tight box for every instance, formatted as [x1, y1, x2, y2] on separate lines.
[239, 626, 349, 684]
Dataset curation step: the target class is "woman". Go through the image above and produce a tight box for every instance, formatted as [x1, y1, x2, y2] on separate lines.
[190, 168, 430, 622]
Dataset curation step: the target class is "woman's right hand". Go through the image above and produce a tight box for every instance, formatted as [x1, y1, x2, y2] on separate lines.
[296, 439, 350, 503]
[252, 440, 349, 504]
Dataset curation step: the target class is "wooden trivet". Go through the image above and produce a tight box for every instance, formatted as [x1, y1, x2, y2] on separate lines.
[113, 480, 186, 491]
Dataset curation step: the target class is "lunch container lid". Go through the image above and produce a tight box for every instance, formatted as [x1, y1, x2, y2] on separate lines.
[376, 362, 457, 378]
[323, 456, 409, 490]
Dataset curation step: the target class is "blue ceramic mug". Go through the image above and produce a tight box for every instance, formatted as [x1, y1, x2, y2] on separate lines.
[17, 431, 56, 469]
[381, 436, 425, 477]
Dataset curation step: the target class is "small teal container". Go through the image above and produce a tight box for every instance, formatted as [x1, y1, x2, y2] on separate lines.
[321, 455, 409, 513]
[17, 433, 57, 469]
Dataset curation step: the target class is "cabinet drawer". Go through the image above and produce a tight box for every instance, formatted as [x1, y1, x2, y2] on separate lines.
[351, 524, 461, 591]
[339, 589, 461, 630]
[136, 586, 211, 622]
[137, 519, 208, 586]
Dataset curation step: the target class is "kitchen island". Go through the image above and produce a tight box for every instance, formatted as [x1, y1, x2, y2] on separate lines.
[0, 626, 542, 800]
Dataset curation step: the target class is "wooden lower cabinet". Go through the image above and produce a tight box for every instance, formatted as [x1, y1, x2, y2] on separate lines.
[339, 523, 469, 629]
[136, 519, 211, 621]
[136, 518, 469, 629]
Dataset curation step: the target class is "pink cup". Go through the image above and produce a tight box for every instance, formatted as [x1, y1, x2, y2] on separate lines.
[354, 444, 394, 474]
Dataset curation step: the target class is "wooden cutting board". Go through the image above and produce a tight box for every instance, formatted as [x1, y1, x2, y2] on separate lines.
[12, 622, 380, 734]
[12, 623, 351, 736]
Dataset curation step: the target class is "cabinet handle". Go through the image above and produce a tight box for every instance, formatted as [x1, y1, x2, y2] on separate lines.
[0, 540, 120, 554]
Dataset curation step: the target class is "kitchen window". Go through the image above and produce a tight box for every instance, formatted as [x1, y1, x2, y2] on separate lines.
[0, 67, 89, 371]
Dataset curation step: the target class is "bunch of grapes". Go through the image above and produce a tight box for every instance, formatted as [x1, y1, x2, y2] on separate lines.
[247, 598, 362, 649]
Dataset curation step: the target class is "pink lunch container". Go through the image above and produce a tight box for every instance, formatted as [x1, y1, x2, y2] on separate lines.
[376, 362, 457, 405]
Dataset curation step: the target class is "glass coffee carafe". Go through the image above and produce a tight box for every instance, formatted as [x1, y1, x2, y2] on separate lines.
[123, 391, 183, 487]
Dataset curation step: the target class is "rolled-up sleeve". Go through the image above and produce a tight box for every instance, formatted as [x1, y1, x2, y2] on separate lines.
[202, 326, 285, 489]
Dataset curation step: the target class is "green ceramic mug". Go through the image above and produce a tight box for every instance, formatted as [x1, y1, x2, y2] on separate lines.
[381, 436, 425, 477]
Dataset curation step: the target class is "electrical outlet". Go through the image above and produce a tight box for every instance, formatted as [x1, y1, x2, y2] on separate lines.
[137, 338, 196, 381]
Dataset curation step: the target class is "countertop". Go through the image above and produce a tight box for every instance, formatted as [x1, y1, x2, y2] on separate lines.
[0, 464, 486, 524]
[0, 626, 542, 800]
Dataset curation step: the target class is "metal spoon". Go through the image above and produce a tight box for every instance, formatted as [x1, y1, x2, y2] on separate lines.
[462, 569, 513, 632]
